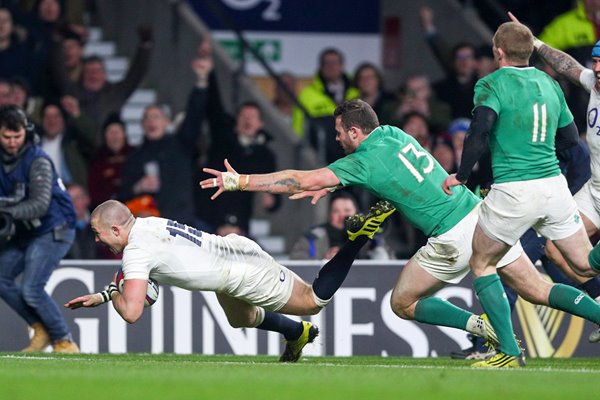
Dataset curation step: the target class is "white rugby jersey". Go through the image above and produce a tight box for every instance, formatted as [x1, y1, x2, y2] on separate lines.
[121, 217, 247, 292]
[580, 69, 600, 187]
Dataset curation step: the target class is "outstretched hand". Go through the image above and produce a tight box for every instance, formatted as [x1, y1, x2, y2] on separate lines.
[289, 188, 331, 205]
[64, 293, 103, 309]
[200, 159, 238, 200]
[441, 173, 464, 195]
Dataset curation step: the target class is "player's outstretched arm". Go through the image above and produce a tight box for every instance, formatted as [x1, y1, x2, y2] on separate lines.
[508, 11, 585, 85]
[111, 279, 148, 324]
[200, 159, 340, 199]
[64, 293, 105, 309]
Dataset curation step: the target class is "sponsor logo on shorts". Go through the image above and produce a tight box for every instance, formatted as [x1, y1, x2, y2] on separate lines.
[279, 270, 286, 282]
[574, 293, 584, 305]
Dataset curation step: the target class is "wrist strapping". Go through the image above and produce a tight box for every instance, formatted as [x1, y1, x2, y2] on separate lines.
[222, 172, 240, 191]
[108, 283, 119, 299]
[533, 37, 544, 50]
[99, 289, 111, 303]
[240, 174, 249, 191]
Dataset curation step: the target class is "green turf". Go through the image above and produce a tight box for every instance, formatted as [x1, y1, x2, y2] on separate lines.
[1, 353, 598, 400]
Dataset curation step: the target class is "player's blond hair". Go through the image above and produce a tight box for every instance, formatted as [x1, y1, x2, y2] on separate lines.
[91, 200, 134, 228]
[493, 22, 533, 64]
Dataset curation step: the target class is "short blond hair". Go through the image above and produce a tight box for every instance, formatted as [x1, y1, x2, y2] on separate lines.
[493, 22, 533, 64]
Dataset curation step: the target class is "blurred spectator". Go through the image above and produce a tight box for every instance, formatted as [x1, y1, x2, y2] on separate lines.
[432, 141, 456, 174]
[0, 79, 13, 106]
[290, 192, 390, 260]
[292, 47, 360, 163]
[353, 62, 397, 125]
[0, 7, 33, 86]
[538, 0, 600, 59]
[215, 214, 246, 237]
[119, 51, 209, 227]
[272, 71, 297, 124]
[400, 111, 432, 152]
[124, 194, 160, 218]
[475, 44, 496, 78]
[10, 76, 41, 121]
[87, 114, 133, 208]
[52, 24, 153, 135]
[419, 6, 478, 119]
[60, 30, 84, 84]
[39, 96, 96, 188]
[65, 183, 96, 259]
[197, 98, 281, 233]
[536, 0, 600, 131]
[394, 74, 451, 135]
[447, 117, 471, 166]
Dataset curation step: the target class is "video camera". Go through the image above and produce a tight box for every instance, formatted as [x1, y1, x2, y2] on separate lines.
[0, 183, 24, 245]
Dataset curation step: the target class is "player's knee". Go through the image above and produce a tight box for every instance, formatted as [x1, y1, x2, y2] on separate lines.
[389, 293, 412, 320]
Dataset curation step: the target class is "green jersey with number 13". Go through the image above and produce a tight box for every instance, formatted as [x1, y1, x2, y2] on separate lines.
[328, 125, 479, 237]
[474, 66, 574, 183]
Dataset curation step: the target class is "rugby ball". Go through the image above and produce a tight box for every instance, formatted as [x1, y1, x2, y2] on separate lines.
[114, 268, 159, 307]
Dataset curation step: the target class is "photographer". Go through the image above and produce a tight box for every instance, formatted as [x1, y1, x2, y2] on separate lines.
[0, 105, 78, 353]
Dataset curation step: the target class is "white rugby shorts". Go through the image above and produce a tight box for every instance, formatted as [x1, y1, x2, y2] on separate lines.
[218, 234, 297, 311]
[414, 204, 523, 284]
[479, 174, 582, 245]
[573, 179, 600, 229]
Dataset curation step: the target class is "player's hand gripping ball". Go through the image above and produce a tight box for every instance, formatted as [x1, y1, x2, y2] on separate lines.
[114, 268, 159, 307]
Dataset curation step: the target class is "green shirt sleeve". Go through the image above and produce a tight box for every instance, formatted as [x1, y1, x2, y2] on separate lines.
[328, 154, 369, 187]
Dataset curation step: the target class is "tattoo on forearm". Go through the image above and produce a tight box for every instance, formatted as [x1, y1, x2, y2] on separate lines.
[538, 45, 582, 82]
[272, 178, 302, 192]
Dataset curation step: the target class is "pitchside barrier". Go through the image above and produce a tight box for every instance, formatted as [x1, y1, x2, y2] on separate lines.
[0, 260, 597, 357]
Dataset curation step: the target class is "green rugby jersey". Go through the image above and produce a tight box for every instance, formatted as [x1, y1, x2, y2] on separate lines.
[474, 67, 573, 183]
[328, 125, 480, 237]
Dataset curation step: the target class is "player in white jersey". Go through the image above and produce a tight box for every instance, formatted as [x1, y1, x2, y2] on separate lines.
[509, 12, 600, 342]
[64, 199, 395, 361]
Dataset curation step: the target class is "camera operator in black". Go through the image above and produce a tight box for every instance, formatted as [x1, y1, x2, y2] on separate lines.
[0, 105, 78, 353]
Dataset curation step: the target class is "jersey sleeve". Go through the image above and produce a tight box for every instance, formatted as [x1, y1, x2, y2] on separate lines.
[327, 154, 369, 187]
[121, 245, 152, 280]
[473, 78, 501, 114]
[580, 69, 596, 93]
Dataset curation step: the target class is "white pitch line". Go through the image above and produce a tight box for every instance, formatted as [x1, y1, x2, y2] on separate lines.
[1, 355, 599, 374]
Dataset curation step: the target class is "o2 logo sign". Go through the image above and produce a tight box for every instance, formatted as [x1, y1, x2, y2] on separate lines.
[221, 0, 281, 21]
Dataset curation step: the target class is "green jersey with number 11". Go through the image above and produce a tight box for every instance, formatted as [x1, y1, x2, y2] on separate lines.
[474, 66, 574, 183]
[328, 125, 479, 237]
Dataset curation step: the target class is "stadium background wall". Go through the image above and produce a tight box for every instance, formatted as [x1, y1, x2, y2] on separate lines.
[0, 260, 596, 357]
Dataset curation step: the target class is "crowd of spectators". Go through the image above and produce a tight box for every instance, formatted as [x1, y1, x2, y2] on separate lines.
[0, 0, 592, 261]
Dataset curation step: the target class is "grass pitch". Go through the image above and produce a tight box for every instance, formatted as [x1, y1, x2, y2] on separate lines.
[1, 353, 598, 400]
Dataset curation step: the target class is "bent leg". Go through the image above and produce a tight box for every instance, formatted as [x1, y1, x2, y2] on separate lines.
[500, 254, 600, 325]
[471, 224, 521, 356]
[551, 221, 595, 278]
[22, 232, 74, 341]
[216, 293, 305, 341]
[390, 257, 486, 336]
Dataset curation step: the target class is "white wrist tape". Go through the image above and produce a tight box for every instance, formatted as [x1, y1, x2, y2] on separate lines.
[533, 38, 544, 50]
[222, 172, 241, 191]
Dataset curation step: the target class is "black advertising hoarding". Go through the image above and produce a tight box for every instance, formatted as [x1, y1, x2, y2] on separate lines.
[0, 260, 596, 357]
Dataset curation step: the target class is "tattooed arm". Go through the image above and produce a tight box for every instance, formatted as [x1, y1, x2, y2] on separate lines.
[245, 168, 340, 193]
[507, 12, 585, 85]
[535, 43, 585, 86]
[200, 159, 341, 200]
